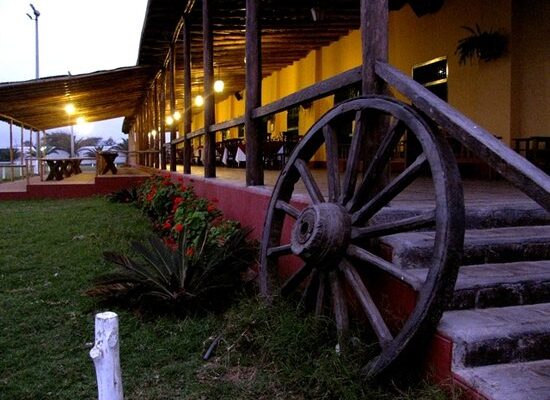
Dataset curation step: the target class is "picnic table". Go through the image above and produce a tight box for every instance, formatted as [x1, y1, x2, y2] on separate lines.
[40, 158, 85, 181]
[97, 151, 118, 175]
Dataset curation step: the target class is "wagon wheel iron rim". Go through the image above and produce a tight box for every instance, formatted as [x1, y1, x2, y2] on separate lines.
[259, 95, 465, 380]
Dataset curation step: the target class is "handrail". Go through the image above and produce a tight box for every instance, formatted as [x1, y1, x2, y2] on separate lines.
[172, 66, 362, 145]
[375, 61, 550, 212]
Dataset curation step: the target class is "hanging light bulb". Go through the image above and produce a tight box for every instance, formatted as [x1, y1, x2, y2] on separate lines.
[214, 79, 224, 93]
[166, 115, 174, 125]
[173, 111, 181, 121]
[213, 64, 224, 93]
[194, 95, 204, 107]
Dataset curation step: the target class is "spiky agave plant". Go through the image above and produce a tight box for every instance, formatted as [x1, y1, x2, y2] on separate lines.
[86, 225, 257, 316]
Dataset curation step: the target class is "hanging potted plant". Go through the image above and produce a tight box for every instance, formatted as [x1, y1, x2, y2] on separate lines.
[455, 24, 507, 65]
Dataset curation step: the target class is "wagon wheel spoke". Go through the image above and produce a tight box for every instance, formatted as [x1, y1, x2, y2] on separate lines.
[323, 124, 341, 203]
[315, 271, 327, 316]
[339, 259, 393, 346]
[275, 200, 300, 219]
[348, 119, 404, 210]
[329, 270, 350, 346]
[340, 110, 367, 205]
[295, 158, 325, 204]
[299, 268, 319, 309]
[267, 243, 293, 257]
[351, 210, 435, 240]
[352, 153, 428, 225]
[346, 244, 419, 284]
[281, 263, 314, 296]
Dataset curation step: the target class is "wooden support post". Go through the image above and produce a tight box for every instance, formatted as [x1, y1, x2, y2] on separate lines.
[153, 81, 160, 169]
[169, 43, 177, 171]
[9, 120, 14, 180]
[361, 0, 389, 187]
[160, 69, 167, 170]
[361, 0, 388, 95]
[89, 312, 123, 400]
[245, 0, 263, 186]
[203, 0, 216, 178]
[183, 17, 192, 175]
[144, 97, 150, 167]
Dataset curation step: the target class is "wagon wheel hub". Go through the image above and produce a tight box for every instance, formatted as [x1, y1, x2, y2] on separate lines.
[290, 203, 351, 265]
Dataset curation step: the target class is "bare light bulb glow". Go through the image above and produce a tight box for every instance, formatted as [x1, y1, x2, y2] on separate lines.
[65, 103, 75, 115]
[166, 116, 174, 125]
[194, 95, 204, 107]
[214, 79, 224, 93]
[173, 111, 181, 121]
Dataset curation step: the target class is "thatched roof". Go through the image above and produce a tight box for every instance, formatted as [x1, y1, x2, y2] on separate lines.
[0, 66, 155, 130]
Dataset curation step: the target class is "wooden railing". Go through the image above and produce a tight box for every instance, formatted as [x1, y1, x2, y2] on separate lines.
[164, 61, 549, 213]
[375, 61, 550, 212]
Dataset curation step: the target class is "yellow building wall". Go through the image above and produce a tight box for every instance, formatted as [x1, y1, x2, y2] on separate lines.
[511, 0, 550, 138]
[388, 0, 513, 144]
[196, 0, 547, 149]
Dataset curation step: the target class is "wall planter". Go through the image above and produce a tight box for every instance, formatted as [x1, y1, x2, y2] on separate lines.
[455, 24, 507, 65]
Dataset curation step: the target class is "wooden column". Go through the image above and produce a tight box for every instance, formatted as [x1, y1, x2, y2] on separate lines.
[361, 0, 388, 95]
[160, 69, 167, 170]
[245, 0, 263, 186]
[183, 17, 192, 175]
[153, 80, 160, 169]
[361, 0, 389, 187]
[9, 120, 14, 179]
[203, 0, 216, 178]
[169, 43, 177, 171]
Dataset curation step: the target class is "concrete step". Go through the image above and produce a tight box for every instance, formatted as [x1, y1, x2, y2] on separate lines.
[379, 225, 550, 269]
[375, 203, 550, 229]
[407, 260, 550, 309]
[454, 360, 550, 400]
[438, 303, 550, 368]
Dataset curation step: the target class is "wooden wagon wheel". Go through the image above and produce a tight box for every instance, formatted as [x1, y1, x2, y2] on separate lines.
[259, 96, 465, 379]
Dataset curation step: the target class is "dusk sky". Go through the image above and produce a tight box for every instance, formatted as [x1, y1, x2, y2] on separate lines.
[0, 0, 148, 147]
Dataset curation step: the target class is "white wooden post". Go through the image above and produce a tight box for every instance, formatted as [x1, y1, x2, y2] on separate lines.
[90, 311, 124, 400]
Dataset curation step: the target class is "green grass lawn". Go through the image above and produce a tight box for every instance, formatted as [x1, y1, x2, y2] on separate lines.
[0, 197, 456, 399]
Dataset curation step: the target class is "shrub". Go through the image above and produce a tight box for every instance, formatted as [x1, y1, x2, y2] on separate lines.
[86, 224, 257, 316]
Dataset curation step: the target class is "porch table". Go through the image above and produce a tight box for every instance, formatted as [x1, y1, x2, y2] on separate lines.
[43, 159, 66, 181]
[98, 151, 118, 175]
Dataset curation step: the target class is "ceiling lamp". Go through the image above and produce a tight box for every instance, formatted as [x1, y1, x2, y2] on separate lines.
[214, 79, 224, 93]
[64, 103, 75, 115]
[166, 115, 174, 125]
[214, 64, 224, 93]
[194, 95, 204, 107]
[173, 111, 181, 121]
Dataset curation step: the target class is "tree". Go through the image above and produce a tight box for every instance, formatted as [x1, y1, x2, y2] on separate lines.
[26, 145, 58, 157]
[0, 148, 20, 162]
[45, 131, 102, 154]
[102, 137, 116, 147]
[83, 146, 104, 158]
[112, 138, 128, 152]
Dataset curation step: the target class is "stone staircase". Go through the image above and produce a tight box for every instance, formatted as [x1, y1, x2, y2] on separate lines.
[378, 203, 550, 400]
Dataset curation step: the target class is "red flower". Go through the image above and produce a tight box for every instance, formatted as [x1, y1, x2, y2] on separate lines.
[164, 237, 177, 250]
[185, 247, 194, 257]
[174, 223, 183, 233]
[163, 221, 171, 230]
[207, 203, 217, 213]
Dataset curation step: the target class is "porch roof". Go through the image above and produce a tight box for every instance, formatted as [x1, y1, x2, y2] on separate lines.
[125, 0, 444, 131]
[0, 65, 155, 131]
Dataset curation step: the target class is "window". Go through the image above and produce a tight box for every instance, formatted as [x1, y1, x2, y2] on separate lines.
[412, 56, 448, 101]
